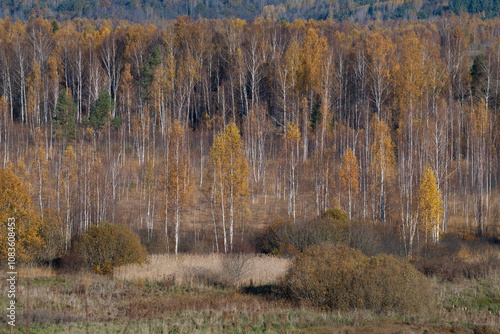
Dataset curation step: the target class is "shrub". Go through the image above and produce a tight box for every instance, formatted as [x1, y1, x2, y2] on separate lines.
[347, 220, 383, 256]
[322, 208, 348, 221]
[73, 223, 147, 274]
[282, 244, 433, 314]
[254, 210, 399, 257]
[36, 209, 65, 263]
[356, 254, 433, 314]
[283, 244, 365, 309]
[56, 252, 83, 274]
[412, 234, 500, 281]
[254, 210, 349, 256]
[138, 228, 169, 254]
[222, 253, 253, 287]
[411, 257, 490, 282]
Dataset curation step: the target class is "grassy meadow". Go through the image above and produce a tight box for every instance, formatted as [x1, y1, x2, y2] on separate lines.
[1, 250, 499, 334]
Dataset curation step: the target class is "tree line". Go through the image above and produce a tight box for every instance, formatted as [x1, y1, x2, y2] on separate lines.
[0, 14, 498, 260]
[0, 0, 468, 23]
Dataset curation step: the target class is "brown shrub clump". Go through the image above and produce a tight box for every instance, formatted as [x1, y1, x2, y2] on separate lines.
[411, 257, 489, 282]
[73, 222, 147, 274]
[254, 209, 402, 257]
[282, 244, 433, 315]
[412, 236, 500, 282]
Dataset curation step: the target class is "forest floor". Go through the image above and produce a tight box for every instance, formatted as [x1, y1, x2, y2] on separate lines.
[0, 255, 499, 334]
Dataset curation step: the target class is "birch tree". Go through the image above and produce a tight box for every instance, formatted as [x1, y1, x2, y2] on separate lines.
[208, 123, 248, 253]
[417, 166, 443, 243]
[166, 121, 193, 255]
[340, 148, 360, 220]
[370, 120, 395, 222]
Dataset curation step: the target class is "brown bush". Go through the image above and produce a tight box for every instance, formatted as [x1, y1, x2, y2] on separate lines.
[347, 220, 384, 256]
[283, 244, 364, 309]
[412, 235, 500, 282]
[355, 255, 433, 314]
[56, 252, 84, 274]
[254, 210, 402, 257]
[254, 210, 349, 256]
[411, 257, 489, 282]
[222, 253, 254, 287]
[138, 228, 169, 254]
[282, 243, 433, 314]
[73, 222, 147, 274]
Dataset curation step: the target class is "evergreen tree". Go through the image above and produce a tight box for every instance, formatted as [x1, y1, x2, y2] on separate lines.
[54, 89, 76, 141]
[470, 53, 486, 101]
[88, 90, 114, 131]
[139, 46, 162, 101]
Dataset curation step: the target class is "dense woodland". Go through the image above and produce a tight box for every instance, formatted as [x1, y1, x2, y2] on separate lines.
[0, 14, 499, 261]
[0, 0, 496, 23]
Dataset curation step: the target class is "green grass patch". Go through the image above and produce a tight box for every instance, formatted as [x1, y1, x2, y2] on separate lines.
[475, 297, 500, 313]
[28, 276, 70, 287]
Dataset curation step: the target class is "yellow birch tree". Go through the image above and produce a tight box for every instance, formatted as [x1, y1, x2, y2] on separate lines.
[166, 121, 193, 255]
[417, 166, 443, 243]
[26, 61, 42, 130]
[61, 145, 77, 249]
[284, 123, 301, 222]
[340, 148, 360, 220]
[208, 122, 248, 253]
[32, 127, 49, 221]
[371, 120, 395, 222]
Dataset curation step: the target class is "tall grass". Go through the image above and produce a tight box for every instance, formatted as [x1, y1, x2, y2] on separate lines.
[1, 261, 499, 333]
[19, 265, 56, 278]
[114, 253, 290, 286]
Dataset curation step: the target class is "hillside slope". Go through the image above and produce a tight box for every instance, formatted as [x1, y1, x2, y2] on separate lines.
[0, 0, 489, 22]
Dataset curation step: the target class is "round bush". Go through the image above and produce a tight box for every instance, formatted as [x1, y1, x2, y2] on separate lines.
[255, 210, 349, 256]
[283, 244, 433, 314]
[73, 223, 147, 274]
[355, 254, 433, 314]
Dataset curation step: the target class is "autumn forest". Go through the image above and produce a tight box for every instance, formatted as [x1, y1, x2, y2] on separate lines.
[0, 13, 499, 265]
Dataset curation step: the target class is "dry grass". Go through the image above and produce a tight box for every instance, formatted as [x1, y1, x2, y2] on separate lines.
[114, 253, 290, 286]
[1, 263, 499, 333]
[457, 244, 500, 263]
[432, 269, 500, 330]
[18, 265, 56, 278]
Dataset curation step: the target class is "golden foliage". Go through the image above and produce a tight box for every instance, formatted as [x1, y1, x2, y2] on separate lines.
[284, 122, 301, 146]
[370, 119, 395, 221]
[0, 168, 43, 264]
[208, 122, 249, 252]
[469, 100, 491, 138]
[417, 166, 444, 243]
[340, 148, 359, 195]
[340, 148, 359, 219]
[298, 28, 327, 95]
[371, 119, 395, 179]
[209, 122, 249, 201]
[283, 243, 433, 314]
[73, 222, 147, 274]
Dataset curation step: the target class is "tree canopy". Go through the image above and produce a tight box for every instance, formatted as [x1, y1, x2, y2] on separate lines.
[0, 168, 42, 264]
[0, 0, 487, 23]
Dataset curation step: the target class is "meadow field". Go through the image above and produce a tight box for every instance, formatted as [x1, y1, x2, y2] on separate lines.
[1, 247, 499, 334]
